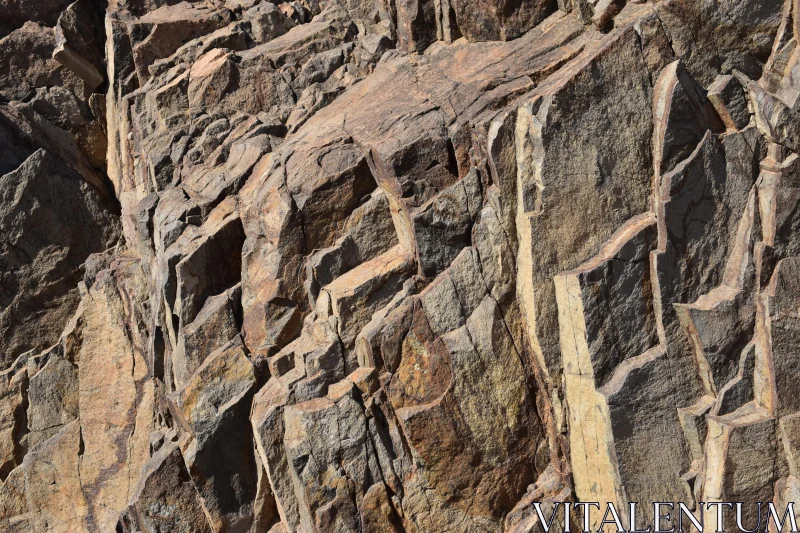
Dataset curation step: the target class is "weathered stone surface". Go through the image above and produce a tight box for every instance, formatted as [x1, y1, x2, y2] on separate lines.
[246, 2, 295, 44]
[703, 405, 778, 532]
[394, 248, 543, 521]
[394, 0, 438, 52]
[282, 393, 380, 533]
[0, 367, 27, 481]
[556, 215, 692, 526]
[452, 0, 557, 42]
[175, 283, 242, 389]
[769, 256, 800, 417]
[23, 421, 89, 533]
[306, 190, 398, 303]
[251, 373, 302, 531]
[1, 0, 799, 530]
[129, 2, 232, 84]
[52, 0, 105, 88]
[77, 259, 154, 532]
[127, 439, 213, 533]
[0, 466, 28, 532]
[515, 19, 656, 376]
[0, 148, 119, 367]
[173, 205, 245, 329]
[556, 214, 659, 388]
[0, 21, 88, 101]
[412, 167, 481, 277]
[655, 0, 783, 86]
[169, 336, 259, 532]
[708, 74, 751, 131]
[0, 0, 73, 38]
[323, 244, 415, 357]
[652, 60, 725, 176]
[27, 354, 78, 449]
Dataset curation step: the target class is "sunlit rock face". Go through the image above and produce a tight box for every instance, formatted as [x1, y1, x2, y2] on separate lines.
[0, 0, 797, 531]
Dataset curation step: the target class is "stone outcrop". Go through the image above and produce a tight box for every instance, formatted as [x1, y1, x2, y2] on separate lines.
[0, 0, 798, 531]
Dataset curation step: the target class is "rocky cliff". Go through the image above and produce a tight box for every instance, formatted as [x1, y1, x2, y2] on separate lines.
[0, 0, 797, 531]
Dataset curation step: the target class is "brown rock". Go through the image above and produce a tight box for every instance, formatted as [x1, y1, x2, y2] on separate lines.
[173, 207, 245, 329]
[395, 0, 438, 52]
[0, 466, 28, 533]
[128, 439, 213, 533]
[703, 405, 777, 532]
[52, 0, 105, 88]
[1, 1, 798, 531]
[707, 74, 751, 131]
[169, 336, 259, 532]
[323, 244, 415, 361]
[27, 354, 79, 449]
[129, 2, 231, 84]
[452, 0, 557, 41]
[0, 367, 27, 481]
[188, 48, 236, 110]
[515, 21, 657, 377]
[175, 284, 242, 389]
[251, 374, 302, 531]
[23, 421, 90, 533]
[77, 259, 154, 532]
[0, 148, 119, 367]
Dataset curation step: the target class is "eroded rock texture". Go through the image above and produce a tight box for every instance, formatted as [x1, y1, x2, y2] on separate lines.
[0, 0, 798, 531]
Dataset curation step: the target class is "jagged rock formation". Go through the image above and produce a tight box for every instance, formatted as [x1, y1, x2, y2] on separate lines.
[0, 0, 798, 531]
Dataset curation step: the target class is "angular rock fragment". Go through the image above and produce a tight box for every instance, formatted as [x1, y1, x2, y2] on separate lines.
[652, 130, 758, 403]
[0, 466, 28, 533]
[323, 244, 415, 361]
[173, 206, 245, 329]
[0, 21, 87, 101]
[78, 260, 154, 532]
[749, 80, 800, 152]
[52, 0, 105, 88]
[655, 0, 784, 85]
[451, 0, 558, 41]
[707, 74, 751, 131]
[23, 421, 89, 533]
[675, 287, 756, 396]
[557, 215, 692, 526]
[0, 0, 73, 38]
[780, 413, 800, 477]
[768, 257, 800, 417]
[392, 248, 543, 520]
[703, 405, 778, 532]
[394, 0, 438, 52]
[515, 21, 657, 376]
[652, 60, 725, 176]
[714, 343, 757, 416]
[556, 214, 658, 387]
[0, 148, 119, 367]
[306, 190, 398, 304]
[27, 354, 78, 449]
[251, 374, 303, 531]
[283, 392, 383, 533]
[678, 395, 715, 465]
[128, 439, 213, 533]
[246, 2, 296, 44]
[129, 2, 231, 84]
[187, 48, 236, 110]
[0, 367, 27, 481]
[169, 336, 259, 532]
[175, 284, 242, 389]
[412, 168, 481, 278]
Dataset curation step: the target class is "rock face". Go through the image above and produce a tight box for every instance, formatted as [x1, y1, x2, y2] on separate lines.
[0, 0, 798, 531]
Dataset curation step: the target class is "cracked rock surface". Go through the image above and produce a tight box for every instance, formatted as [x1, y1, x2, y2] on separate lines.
[0, 0, 798, 531]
